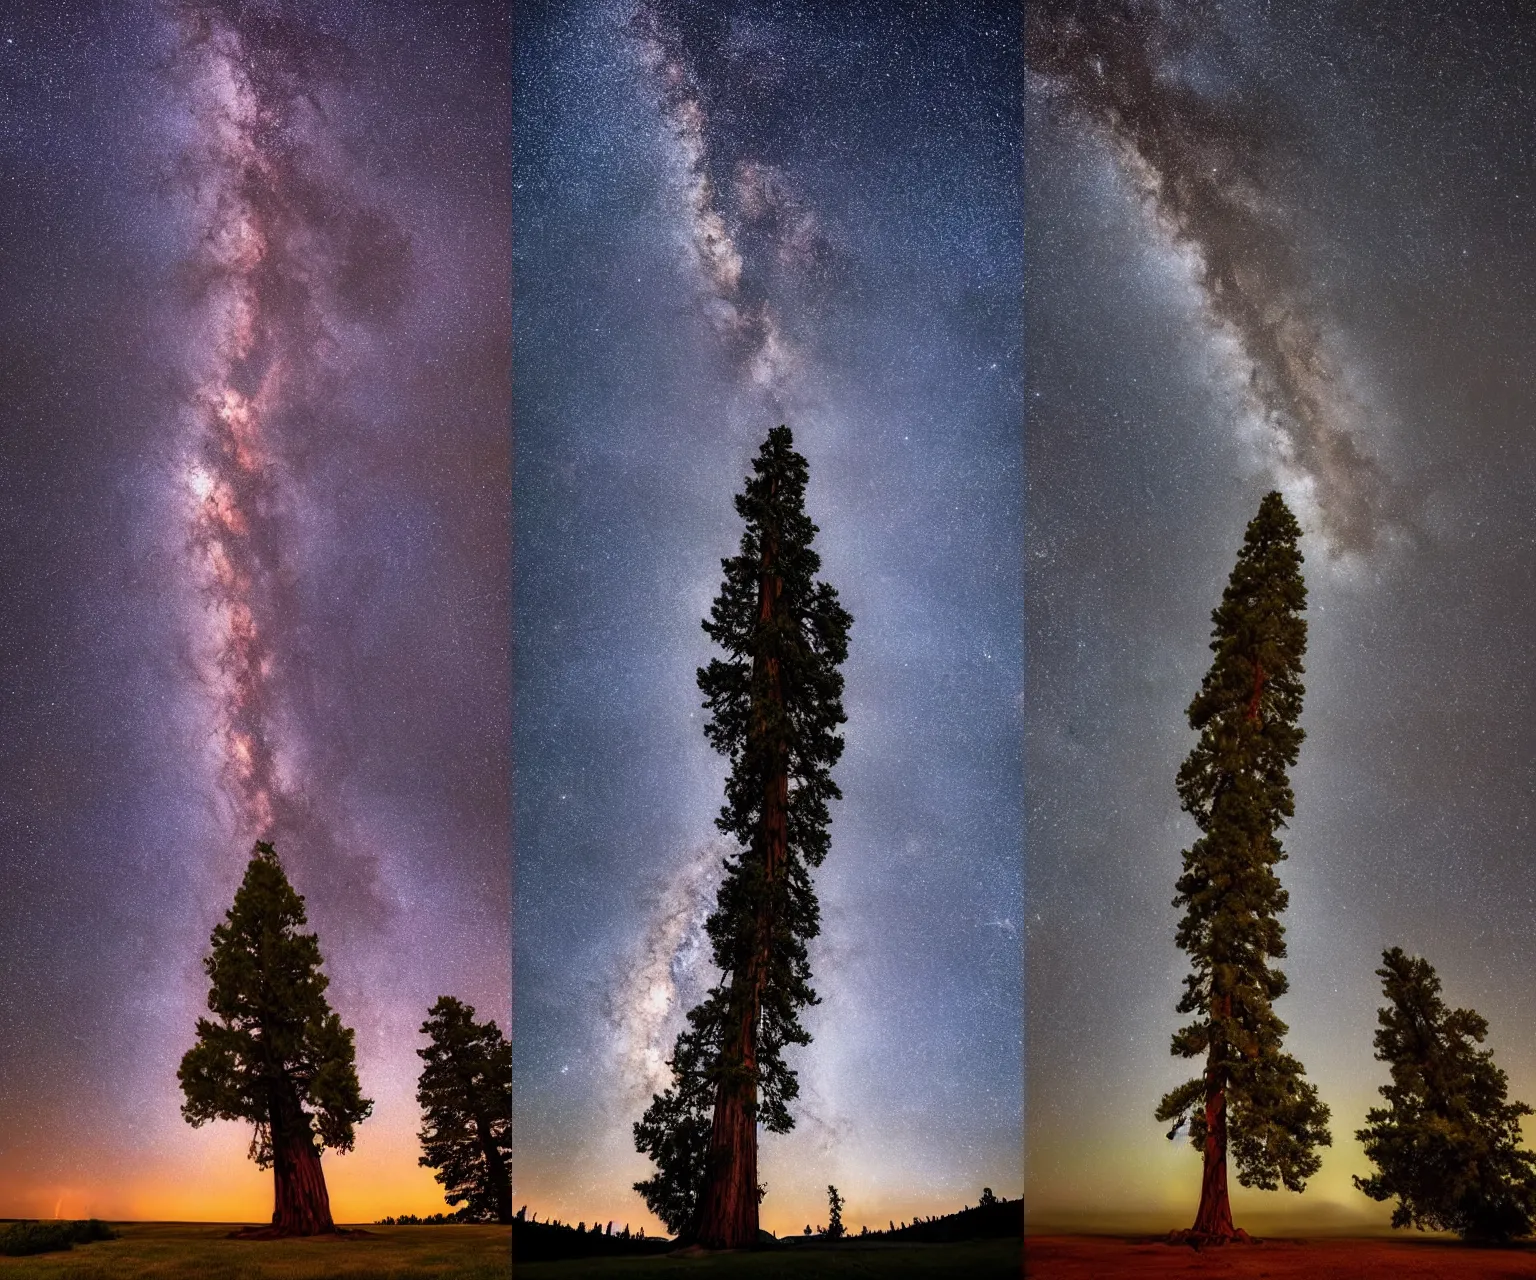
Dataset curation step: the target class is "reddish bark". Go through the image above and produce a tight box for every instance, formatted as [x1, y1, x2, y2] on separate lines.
[1177, 994, 1248, 1246]
[1247, 661, 1266, 724]
[269, 1085, 335, 1236]
[694, 493, 788, 1250]
[1191, 1068, 1235, 1239]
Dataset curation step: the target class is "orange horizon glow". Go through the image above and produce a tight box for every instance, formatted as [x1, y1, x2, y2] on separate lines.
[0, 1119, 462, 1225]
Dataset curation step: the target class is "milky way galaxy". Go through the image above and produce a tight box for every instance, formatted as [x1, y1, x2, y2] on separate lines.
[172, 1, 402, 903]
[1027, 0, 1394, 557]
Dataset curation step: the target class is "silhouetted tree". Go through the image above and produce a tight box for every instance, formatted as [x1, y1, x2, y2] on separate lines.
[1153, 493, 1332, 1243]
[178, 841, 372, 1235]
[826, 1185, 845, 1239]
[633, 1023, 714, 1235]
[635, 427, 852, 1248]
[416, 996, 512, 1222]
[979, 1187, 997, 1207]
[1356, 948, 1536, 1240]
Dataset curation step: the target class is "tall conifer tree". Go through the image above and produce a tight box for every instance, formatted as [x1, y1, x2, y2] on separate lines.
[633, 426, 851, 1248]
[178, 841, 372, 1235]
[1155, 492, 1331, 1243]
[1355, 948, 1536, 1240]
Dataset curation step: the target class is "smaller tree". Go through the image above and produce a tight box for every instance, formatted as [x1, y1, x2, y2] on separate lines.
[416, 996, 513, 1223]
[825, 1185, 845, 1239]
[1356, 948, 1536, 1241]
[178, 841, 372, 1235]
[633, 1017, 716, 1236]
[979, 1187, 998, 1208]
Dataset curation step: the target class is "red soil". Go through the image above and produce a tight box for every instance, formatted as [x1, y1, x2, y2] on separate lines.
[1025, 1234, 1536, 1278]
[226, 1226, 376, 1240]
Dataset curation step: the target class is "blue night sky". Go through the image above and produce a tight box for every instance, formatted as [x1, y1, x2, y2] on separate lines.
[511, 0, 1023, 1237]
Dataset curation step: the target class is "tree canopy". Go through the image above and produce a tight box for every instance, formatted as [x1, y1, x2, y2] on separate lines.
[1355, 947, 1536, 1241]
[416, 996, 513, 1223]
[632, 1023, 715, 1235]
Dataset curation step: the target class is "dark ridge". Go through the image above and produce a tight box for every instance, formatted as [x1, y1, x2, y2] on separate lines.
[858, 1197, 1024, 1244]
[511, 1215, 674, 1263]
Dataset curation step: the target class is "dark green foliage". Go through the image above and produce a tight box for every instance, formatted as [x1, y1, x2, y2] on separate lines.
[177, 841, 372, 1164]
[1153, 492, 1331, 1190]
[693, 424, 852, 1124]
[826, 1185, 845, 1239]
[0, 1220, 117, 1257]
[635, 426, 852, 1226]
[632, 1021, 716, 1234]
[1355, 948, 1536, 1240]
[416, 996, 513, 1223]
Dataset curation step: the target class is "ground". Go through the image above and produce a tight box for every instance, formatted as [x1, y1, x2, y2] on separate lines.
[512, 1239, 1021, 1278]
[0, 1222, 511, 1278]
[1026, 1233, 1536, 1278]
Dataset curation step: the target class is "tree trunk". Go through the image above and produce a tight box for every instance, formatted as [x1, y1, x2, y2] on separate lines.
[694, 493, 787, 1250]
[1185, 988, 1245, 1244]
[1190, 1061, 1235, 1239]
[1247, 661, 1266, 724]
[269, 1084, 335, 1236]
[477, 1114, 512, 1223]
[693, 1025, 761, 1247]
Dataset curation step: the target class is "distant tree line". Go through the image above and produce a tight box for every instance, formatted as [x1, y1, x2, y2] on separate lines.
[511, 1188, 1022, 1253]
[0, 1221, 117, 1258]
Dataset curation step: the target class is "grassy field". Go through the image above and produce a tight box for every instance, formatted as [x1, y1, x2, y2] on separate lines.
[0, 1222, 511, 1279]
[512, 1239, 1022, 1279]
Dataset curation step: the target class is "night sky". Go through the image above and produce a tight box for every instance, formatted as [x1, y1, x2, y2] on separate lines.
[23, 0, 1536, 1250]
[0, 2, 509, 1221]
[1026, 0, 1536, 1233]
[512, 0, 1023, 1239]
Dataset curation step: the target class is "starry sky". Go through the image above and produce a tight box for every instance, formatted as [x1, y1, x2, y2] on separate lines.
[511, 0, 1023, 1239]
[0, 1, 509, 1222]
[1026, 0, 1536, 1234]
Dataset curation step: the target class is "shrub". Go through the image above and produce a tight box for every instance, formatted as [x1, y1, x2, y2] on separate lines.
[0, 1219, 117, 1257]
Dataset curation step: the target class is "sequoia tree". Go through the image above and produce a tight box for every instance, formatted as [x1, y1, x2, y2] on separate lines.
[1154, 492, 1332, 1243]
[1355, 948, 1536, 1240]
[178, 841, 372, 1235]
[416, 996, 513, 1223]
[634, 426, 852, 1248]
